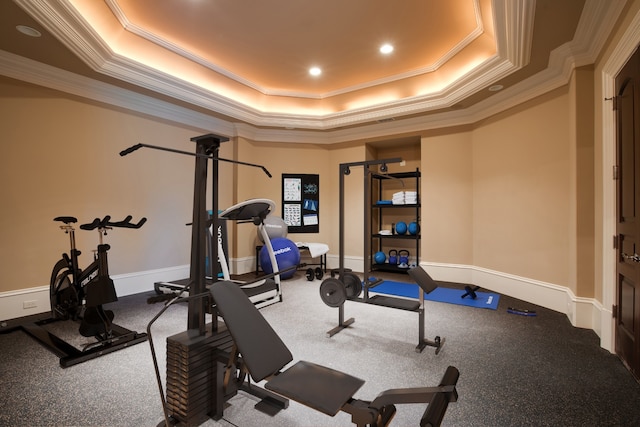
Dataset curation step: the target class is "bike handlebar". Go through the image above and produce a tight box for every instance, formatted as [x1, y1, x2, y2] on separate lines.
[79, 216, 111, 230]
[111, 216, 147, 229]
[79, 215, 146, 231]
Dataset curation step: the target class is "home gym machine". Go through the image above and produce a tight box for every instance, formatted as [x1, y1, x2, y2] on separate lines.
[318, 158, 445, 354]
[19, 214, 148, 367]
[121, 134, 292, 426]
[123, 136, 458, 426]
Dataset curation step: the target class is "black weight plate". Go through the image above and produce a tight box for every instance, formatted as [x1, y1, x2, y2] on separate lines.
[319, 278, 346, 307]
[315, 267, 324, 280]
[342, 272, 362, 299]
[306, 268, 314, 281]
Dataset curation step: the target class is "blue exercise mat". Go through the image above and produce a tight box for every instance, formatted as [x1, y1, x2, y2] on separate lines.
[369, 280, 500, 310]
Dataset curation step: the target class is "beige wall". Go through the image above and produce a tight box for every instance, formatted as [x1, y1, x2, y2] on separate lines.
[421, 129, 473, 265]
[0, 77, 211, 292]
[418, 86, 577, 291]
[572, 66, 595, 298]
[0, 75, 586, 296]
[0, 52, 606, 306]
[471, 88, 573, 286]
[230, 138, 334, 260]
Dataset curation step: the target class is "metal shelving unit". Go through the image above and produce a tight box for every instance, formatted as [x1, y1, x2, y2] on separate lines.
[370, 169, 421, 275]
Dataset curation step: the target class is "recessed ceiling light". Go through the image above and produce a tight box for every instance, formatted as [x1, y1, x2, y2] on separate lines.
[16, 25, 41, 37]
[380, 44, 394, 54]
[488, 84, 504, 92]
[309, 67, 322, 77]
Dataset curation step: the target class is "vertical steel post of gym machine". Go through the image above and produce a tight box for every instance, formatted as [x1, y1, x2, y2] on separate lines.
[338, 163, 347, 326]
[362, 163, 372, 301]
[188, 134, 228, 333]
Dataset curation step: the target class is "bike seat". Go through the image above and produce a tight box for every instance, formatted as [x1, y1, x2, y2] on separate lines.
[54, 216, 77, 224]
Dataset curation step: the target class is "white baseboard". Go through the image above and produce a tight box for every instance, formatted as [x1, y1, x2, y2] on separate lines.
[0, 286, 51, 323]
[113, 264, 189, 297]
[151, 260, 616, 353]
[420, 262, 612, 351]
[0, 265, 189, 322]
[2, 259, 614, 353]
[301, 257, 612, 352]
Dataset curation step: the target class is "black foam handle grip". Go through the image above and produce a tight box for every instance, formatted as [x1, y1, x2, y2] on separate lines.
[421, 393, 448, 427]
[80, 215, 111, 231]
[129, 217, 147, 229]
[119, 144, 143, 156]
[107, 215, 131, 228]
[109, 216, 147, 229]
[420, 366, 460, 427]
[79, 218, 99, 230]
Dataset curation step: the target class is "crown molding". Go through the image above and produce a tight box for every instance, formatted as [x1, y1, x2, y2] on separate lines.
[104, 0, 488, 100]
[571, 0, 628, 67]
[14, 0, 111, 69]
[103, 0, 265, 96]
[12, 0, 535, 130]
[0, 50, 236, 138]
[4, 0, 626, 143]
[499, 0, 536, 67]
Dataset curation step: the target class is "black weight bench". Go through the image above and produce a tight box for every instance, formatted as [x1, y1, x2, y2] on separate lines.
[323, 267, 444, 354]
[210, 280, 459, 427]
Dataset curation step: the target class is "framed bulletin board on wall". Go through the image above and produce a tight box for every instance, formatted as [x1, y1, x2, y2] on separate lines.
[282, 173, 319, 233]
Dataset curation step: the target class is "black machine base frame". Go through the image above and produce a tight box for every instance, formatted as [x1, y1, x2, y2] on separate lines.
[20, 316, 147, 368]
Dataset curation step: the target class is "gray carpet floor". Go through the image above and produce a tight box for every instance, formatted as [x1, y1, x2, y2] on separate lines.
[1, 271, 640, 426]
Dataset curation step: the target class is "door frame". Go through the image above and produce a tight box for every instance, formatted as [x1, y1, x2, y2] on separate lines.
[601, 11, 640, 353]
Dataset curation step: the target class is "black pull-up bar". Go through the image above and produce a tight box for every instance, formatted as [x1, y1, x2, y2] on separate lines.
[120, 143, 273, 177]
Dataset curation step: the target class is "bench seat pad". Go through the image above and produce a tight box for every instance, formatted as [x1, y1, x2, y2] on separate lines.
[266, 360, 365, 416]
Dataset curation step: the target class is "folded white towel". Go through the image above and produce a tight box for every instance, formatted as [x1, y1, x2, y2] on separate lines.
[295, 242, 329, 258]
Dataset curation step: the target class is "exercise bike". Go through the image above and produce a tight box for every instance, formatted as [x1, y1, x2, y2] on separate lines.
[21, 215, 149, 367]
